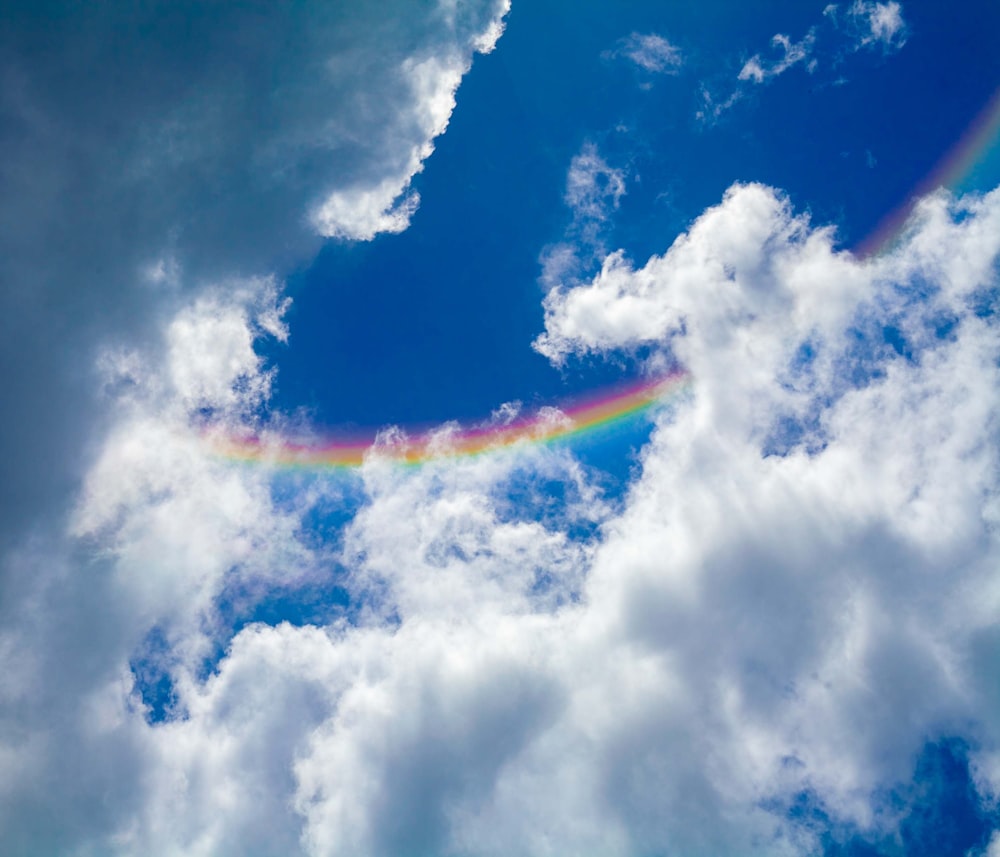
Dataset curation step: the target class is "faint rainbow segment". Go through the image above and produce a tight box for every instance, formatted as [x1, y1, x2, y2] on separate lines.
[855, 82, 1000, 258]
[211, 369, 691, 470]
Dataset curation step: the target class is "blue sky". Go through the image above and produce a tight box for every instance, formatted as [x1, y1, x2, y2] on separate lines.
[267, 0, 998, 443]
[2, 2, 1000, 856]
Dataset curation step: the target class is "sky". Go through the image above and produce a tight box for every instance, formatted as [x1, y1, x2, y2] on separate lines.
[1, 1, 1000, 855]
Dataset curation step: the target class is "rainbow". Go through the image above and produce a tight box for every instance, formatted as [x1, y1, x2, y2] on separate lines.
[212, 370, 691, 470]
[856, 82, 1000, 257]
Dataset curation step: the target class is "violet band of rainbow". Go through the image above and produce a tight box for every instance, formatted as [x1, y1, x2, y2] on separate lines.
[211, 369, 692, 469]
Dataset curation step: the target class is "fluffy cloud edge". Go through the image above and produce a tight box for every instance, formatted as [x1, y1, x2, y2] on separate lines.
[23, 179, 998, 856]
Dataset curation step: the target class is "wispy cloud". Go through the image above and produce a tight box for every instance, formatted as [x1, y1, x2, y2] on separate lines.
[738, 31, 817, 83]
[826, 1, 908, 50]
[610, 32, 684, 75]
[564, 142, 627, 222]
[540, 142, 628, 290]
[700, 2, 908, 121]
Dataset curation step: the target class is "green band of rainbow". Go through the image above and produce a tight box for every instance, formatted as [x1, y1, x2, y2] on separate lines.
[212, 370, 691, 469]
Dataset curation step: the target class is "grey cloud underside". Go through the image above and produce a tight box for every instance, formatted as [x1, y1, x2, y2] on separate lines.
[0, 0, 503, 546]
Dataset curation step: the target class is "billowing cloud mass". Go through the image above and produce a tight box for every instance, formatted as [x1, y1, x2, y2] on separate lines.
[6, 171, 1000, 855]
[2, 1, 999, 856]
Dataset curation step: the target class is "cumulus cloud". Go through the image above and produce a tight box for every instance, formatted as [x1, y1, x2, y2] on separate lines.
[313, 52, 473, 240]
[0, 2, 514, 852]
[7, 178, 999, 855]
[0, 277, 324, 855]
[4, 2, 998, 854]
[530, 182, 1000, 850]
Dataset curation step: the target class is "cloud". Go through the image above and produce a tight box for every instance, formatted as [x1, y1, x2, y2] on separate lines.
[531, 182, 1000, 849]
[312, 52, 473, 240]
[701, 2, 906, 121]
[2, 2, 997, 853]
[846, 1, 908, 49]
[700, 26, 817, 122]
[611, 32, 684, 75]
[539, 143, 628, 290]
[738, 31, 817, 83]
[6, 178, 1000, 855]
[0, 2, 513, 852]
[0, 278, 322, 855]
[695, 84, 745, 123]
[564, 142, 627, 222]
[0, 0, 508, 550]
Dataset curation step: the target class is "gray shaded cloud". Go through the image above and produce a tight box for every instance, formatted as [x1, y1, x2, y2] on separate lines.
[0, 0, 507, 548]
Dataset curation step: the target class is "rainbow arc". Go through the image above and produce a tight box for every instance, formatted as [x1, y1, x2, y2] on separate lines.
[213, 370, 691, 470]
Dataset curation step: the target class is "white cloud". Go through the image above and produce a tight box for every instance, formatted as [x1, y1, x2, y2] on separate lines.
[71, 282, 316, 651]
[696, 84, 744, 123]
[5, 180, 996, 856]
[2, 4, 997, 850]
[313, 183, 424, 243]
[313, 53, 468, 240]
[739, 31, 817, 84]
[848, 1, 907, 49]
[987, 830, 1000, 857]
[469, 0, 512, 54]
[702, 3, 906, 122]
[540, 143, 628, 289]
[165, 281, 289, 413]
[532, 181, 1000, 844]
[565, 142, 627, 222]
[613, 32, 684, 75]
[0, 5, 513, 841]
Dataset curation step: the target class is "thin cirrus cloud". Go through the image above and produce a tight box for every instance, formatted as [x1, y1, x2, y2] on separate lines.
[539, 141, 628, 292]
[610, 32, 684, 75]
[700, 1, 907, 121]
[828, 0, 908, 49]
[738, 31, 818, 84]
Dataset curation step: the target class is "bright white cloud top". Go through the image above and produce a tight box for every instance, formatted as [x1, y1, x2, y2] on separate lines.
[1, 2, 999, 856]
